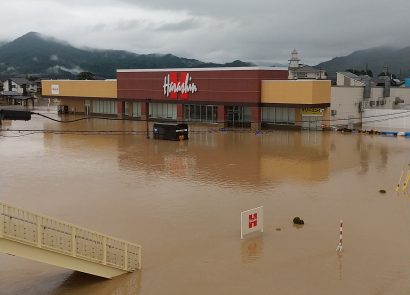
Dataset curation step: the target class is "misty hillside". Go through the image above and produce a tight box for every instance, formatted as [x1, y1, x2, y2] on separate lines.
[0, 32, 253, 78]
[316, 47, 410, 78]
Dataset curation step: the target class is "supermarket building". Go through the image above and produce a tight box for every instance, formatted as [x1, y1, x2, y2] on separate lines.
[42, 67, 331, 129]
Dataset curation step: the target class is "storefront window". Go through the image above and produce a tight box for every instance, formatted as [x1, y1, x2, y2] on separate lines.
[183, 104, 218, 123]
[132, 102, 141, 117]
[226, 106, 251, 128]
[149, 103, 177, 119]
[262, 107, 295, 125]
[91, 100, 117, 115]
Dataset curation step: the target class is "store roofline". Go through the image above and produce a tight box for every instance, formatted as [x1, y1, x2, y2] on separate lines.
[262, 79, 331, 82]
[117, 66, 288, 73]
[41, 79, 117, 82]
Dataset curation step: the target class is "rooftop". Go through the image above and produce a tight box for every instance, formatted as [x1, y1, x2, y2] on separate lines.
[293, 65, 323, 73]
[8, 77, 30, 85]
[117, 66, 288, 73]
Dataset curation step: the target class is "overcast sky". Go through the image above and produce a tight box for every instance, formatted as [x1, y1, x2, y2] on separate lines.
[2, 0, 410, 65]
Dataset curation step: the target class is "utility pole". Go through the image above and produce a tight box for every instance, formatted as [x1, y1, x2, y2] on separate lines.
[145, 98, 151, 139]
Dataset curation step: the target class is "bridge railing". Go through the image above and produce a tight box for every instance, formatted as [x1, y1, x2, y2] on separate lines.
[0, 202, 141, 272]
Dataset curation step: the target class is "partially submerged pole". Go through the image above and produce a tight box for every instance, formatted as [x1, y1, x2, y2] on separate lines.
[146, 98, 150, 139]
[336, 220, 343, 252]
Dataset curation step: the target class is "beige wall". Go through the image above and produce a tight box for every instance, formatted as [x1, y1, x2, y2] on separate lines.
[261, 80, 331, 104]
[42, 80, 117, 98]
[322, 108, 331, 127]
[330, 87, 364, 127]
[330, 86, 410, 128]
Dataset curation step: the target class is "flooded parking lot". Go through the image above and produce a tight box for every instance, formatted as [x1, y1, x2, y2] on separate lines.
[1, 110, 410, 294]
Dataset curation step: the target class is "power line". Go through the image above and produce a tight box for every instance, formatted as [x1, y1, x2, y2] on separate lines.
[29, 110, 410, 125]
[0, 109, 409, 138]
[30, 112, 128, 123]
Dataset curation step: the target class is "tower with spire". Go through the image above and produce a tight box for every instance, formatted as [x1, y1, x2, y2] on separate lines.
[287, 49, 327, 80]
[288, 49, 300, 70]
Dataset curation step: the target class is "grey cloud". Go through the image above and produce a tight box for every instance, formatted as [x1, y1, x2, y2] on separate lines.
[90, 23, 108, 32]
[114, 20, 148, 31]
[1, 0, 409, 66]
[155, 19, 200, 32]
[47, 65, 83, 74]
[50, 54, 59, 61]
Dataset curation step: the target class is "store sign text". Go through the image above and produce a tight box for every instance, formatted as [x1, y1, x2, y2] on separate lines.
[163, 72, 197, 99]
[51, 84, 59, 95]
[301, 108, 324, 116]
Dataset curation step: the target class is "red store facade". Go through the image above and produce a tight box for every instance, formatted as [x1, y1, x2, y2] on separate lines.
[117, 67, 288, 128]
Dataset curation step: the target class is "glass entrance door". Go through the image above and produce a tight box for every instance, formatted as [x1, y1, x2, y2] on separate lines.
[124, 102, 129, 117]
[226, 106, 251, 128]
[84, 100, 90, 116]
[302, 116, 323, 130]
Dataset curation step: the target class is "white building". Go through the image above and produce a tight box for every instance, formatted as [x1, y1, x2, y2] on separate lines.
[2, 78, 39, 96]
[330, 73, 410, 130]
[288, 49, 327, 80]
[336, 72, 367, 87]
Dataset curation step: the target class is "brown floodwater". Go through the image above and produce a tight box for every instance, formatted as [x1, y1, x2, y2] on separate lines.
[1, 107, 410, 295]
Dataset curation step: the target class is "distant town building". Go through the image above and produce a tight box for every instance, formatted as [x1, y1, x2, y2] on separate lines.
[2, 78, 40, 97]
[405, 78, 410, 88]
[3, 78, 30, 96]
[331, 71, 410, 130]
[288, 49, 327, 80]
[336, 72, 367, 87]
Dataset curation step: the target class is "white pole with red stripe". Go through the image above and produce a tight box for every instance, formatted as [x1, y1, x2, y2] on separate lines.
[336, 220, 343, 252]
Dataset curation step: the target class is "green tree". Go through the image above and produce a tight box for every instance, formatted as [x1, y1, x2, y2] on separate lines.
[77, 71, 95, 80]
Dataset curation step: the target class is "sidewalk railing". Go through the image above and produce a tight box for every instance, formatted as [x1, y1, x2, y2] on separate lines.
[0, 202, 141, 272]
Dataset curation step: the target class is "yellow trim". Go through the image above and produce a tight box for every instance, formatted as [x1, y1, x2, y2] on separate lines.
[261, 80, 331, 104]
[42, 80, 117, 98]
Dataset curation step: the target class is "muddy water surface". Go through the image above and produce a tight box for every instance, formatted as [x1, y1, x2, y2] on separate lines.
[1, 110, 410, 295]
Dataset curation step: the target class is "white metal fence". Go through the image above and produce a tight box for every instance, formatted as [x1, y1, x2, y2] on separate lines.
[0, 202, 141, 272]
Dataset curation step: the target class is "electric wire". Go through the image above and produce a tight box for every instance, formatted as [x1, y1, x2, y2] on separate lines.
[28, 109, 410, 125]
[0, 109, 409, 137]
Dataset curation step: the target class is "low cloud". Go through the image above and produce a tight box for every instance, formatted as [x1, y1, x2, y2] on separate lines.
[47, 65, 83, 74]
[0, 0, 409, 65]
[50, 54, 59, 61]
[155, 19, 200, 32]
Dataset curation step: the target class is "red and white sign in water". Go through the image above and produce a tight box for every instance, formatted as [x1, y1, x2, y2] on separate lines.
[248, 213, 258, 229]
[163, 72, 198, 99]
[241, 206, 263, 239]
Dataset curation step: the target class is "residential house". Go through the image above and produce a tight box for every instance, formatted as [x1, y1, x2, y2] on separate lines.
[2, 78, 40, 97]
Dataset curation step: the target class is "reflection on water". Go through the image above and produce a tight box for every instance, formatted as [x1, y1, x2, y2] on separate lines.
[54, 271, 141, 295]
[1, 111, 410, 295]
[241, 235, 263, 264]
[114, 129, 332, 187]
[338, 253, 343, 281]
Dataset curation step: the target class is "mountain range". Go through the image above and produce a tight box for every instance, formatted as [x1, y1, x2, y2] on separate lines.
[0, 32, 253, 79]
[316, 47, 410, 78]
[0, 32, 409, 80]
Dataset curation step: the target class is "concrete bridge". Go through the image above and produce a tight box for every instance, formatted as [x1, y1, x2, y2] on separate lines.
[0, 202, 141, 278]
